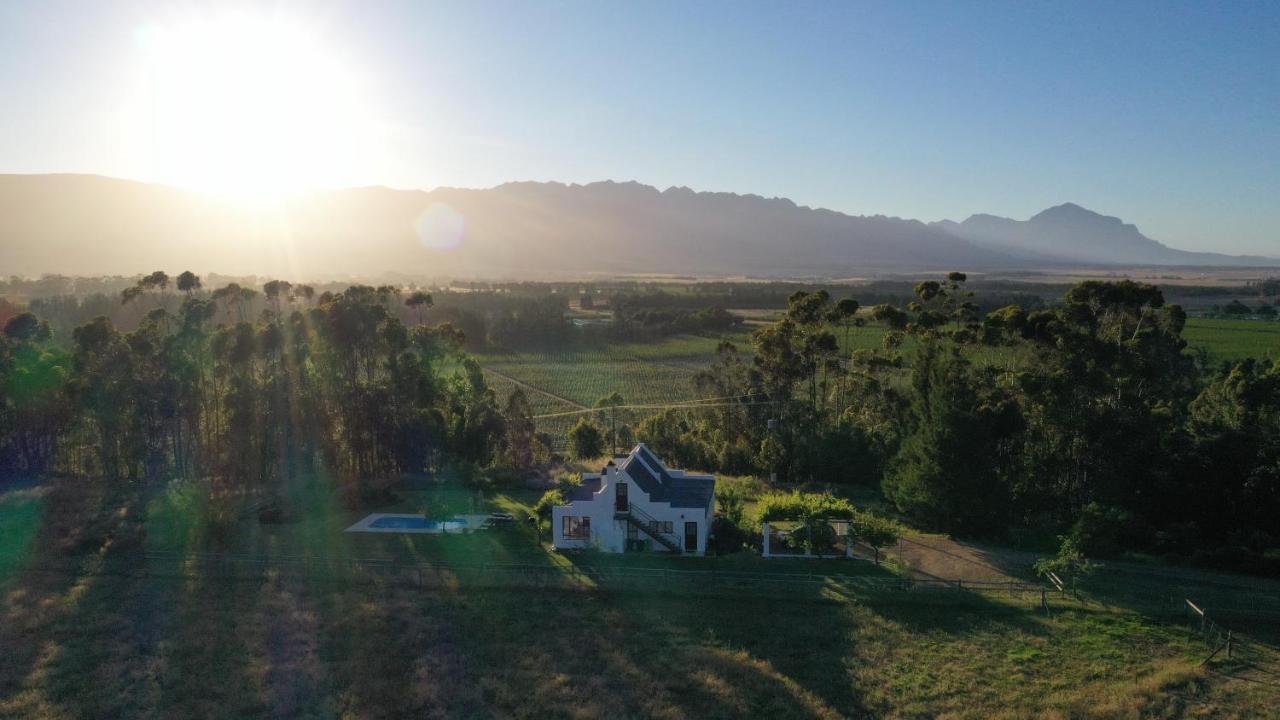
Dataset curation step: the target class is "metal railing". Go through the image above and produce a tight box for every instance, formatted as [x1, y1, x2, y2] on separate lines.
[619, 503, 684, 552]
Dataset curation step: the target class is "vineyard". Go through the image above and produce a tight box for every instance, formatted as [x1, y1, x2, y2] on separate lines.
[1182, 318, 1280, 363]
[468, 318, 1276, 449]
[474, 335, 749, 445]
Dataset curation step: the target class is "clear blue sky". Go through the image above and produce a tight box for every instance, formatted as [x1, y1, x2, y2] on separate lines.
[1, 0, 1276, 254]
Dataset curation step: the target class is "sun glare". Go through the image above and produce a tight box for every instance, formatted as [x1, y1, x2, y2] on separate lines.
[134, 13, 381, 202]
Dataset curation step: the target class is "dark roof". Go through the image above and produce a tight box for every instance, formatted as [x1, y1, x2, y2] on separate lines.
[665, 476, 716, 509]
[619, 444, 713, 509]
[567, 476, 603, 502]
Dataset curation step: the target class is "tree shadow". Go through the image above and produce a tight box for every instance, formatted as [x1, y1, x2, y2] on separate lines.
[439, 585, 862, 718]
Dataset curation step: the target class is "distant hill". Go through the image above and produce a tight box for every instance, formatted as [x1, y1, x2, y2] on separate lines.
[931, 202, 1274, 267]
[0, 174, 1272, 278]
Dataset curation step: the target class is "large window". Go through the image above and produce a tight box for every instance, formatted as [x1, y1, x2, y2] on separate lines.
[562, 515, 591, 539]
[648, 520, 673, 534]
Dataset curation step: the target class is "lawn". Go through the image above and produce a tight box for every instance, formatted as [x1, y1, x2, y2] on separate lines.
[3, 475, 1278, 719]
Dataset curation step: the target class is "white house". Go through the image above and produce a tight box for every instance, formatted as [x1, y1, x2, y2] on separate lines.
[552, 444, 715, 555]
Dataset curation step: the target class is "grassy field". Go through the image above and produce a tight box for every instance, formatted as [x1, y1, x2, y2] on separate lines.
[1182, 318, 1280, 364]
[2, 475, 1279, 719]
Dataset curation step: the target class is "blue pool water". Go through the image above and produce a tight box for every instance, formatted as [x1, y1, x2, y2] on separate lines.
[368, 516, 468, 531]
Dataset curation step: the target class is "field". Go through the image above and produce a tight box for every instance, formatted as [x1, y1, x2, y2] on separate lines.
[8, 313, 1272, 717]
[474, 332, 754, 445]
[470, 318, 1274, 449]
[3, 475, 1279, 719]
[1182, 318, 1280, 364]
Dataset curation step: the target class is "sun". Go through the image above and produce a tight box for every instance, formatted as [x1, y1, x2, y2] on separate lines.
[134, 12, 381, 202]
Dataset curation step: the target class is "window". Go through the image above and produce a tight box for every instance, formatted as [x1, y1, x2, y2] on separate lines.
[562, 515, 591, 539]
[648, 520, 673, 534]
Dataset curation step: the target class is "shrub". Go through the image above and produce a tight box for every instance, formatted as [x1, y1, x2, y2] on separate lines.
[755, 491, 855, 523]
[568, 419, 605, 460]
[533, 473, 582, 522]
[1034, 535, 1098, 591]
[1068, 502, 1132, 558]
[854, 510, 901, 564]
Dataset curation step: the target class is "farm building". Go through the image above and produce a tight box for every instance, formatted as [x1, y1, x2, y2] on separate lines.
[552, 444, 714, 555]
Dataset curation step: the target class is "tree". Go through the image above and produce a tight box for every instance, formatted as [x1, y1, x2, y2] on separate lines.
[1033, 535, 1097, 596]
[406, 291, 433, 324]
[121, 270, 171, 309]
[1223, 299, 1253, 316]
[503, 387, 536, 471]
[3, 313, 50, 343]
[1184, 359, 1280, 544]
[263, 280, 293, 318]
[870, 304, 908, 330]
[594, 392, 627, 455]
[854, 511, 900, 565]
[568, 418, 605, 460]
[883, 342, 1022, 535]
[176, 271, 202, 296]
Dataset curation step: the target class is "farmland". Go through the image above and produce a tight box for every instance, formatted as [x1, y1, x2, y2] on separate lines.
[473, 332, 755, 443]
[1182, 318, 1280, 364]
[470, 317, 1276, 447]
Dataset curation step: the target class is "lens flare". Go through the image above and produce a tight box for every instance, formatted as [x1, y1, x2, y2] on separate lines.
[414, 203, 466, 251]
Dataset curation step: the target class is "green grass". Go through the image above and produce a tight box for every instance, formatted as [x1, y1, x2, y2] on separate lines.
[3, 476, 1278, 718]
[0, 486, 43, 585]
[1183, 318, 1280, 364]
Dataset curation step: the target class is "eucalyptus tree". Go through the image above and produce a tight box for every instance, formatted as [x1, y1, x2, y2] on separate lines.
[0, 314, 68, 476]
[502, 387, 536, 471]
[68, 317, 139, 478]
[176, 271, 202, 296]
[405, 290, 433, 325]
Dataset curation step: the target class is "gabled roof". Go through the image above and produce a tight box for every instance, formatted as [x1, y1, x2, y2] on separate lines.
[619, 444, 714, 510]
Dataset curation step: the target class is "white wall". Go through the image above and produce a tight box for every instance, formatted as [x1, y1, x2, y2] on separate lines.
[551, 464, 712, 555]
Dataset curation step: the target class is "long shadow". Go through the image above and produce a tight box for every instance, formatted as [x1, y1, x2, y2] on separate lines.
[0, 479, 192, 717]
[435, 580, 865, 718]
[0, 478, 125, 713]
[431, 547, 883, 717]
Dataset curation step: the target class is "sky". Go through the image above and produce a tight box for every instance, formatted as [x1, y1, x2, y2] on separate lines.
[0, 0, 1277, 255]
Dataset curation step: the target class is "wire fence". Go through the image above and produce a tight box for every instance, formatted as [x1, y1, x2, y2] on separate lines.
[17, 548, 1067, 609]
[1182, 598, 1280, 683]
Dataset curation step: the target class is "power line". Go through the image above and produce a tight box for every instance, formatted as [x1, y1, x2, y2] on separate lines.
[531, 394, 776, 420]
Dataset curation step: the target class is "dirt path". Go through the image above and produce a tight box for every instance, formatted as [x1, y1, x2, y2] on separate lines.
[884, 534, 1039, 583]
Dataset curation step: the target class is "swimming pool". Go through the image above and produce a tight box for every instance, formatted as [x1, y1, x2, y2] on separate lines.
[368, 516, 468, 531]
[345, 513, 490, 534]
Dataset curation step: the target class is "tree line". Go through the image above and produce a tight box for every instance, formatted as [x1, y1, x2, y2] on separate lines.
[0, 272, 550, 507]
[633, 275, 1280, 573]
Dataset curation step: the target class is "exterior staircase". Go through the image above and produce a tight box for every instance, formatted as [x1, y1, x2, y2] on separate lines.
[615, 503, 683, 552]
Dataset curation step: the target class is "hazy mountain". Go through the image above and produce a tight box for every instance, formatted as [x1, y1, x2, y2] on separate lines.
[0, 174, 1272, 279]
[932, 203, 1274, 266]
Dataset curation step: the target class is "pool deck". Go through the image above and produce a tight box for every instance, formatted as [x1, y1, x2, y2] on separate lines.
[345, 513, 492, 534]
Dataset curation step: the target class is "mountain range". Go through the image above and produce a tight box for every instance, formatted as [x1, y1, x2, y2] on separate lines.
[0, 174, 1272, 279]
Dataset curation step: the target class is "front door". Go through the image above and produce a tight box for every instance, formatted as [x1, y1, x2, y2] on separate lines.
[615, 482, 629, 513]
[684, 521, 697, 553]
